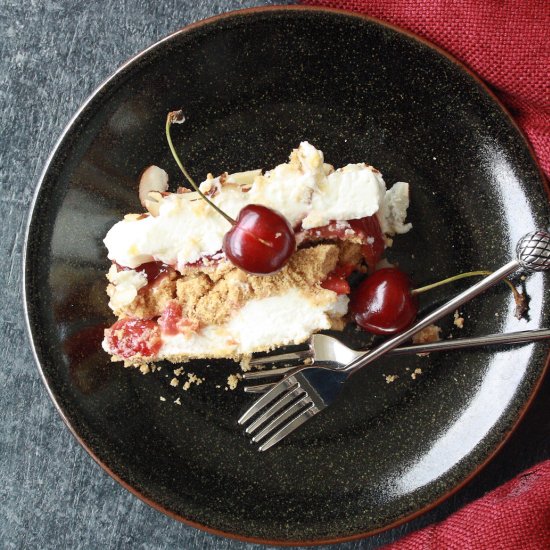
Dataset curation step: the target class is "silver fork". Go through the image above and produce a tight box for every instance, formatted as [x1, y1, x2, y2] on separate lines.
[238, 230, 550, 451]
[242, 328, 550, 393]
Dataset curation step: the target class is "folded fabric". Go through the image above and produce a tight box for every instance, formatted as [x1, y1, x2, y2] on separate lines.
[384, 459, 550, 549]
[301, 0, 550, 178]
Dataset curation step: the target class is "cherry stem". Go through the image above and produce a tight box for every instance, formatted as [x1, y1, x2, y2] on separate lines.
[165, 111, 235, 225]
[412, 270, 522, 301]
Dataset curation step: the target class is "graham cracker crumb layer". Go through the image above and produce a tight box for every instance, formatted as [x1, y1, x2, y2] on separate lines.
[114, 243, 347, 327]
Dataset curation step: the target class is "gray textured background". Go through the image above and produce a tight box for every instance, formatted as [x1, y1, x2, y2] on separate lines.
[1, 1, 549, 548]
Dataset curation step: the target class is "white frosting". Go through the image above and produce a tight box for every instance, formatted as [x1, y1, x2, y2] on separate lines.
[328, 294, 350, 317]
[227, 289, 333, 352]
[302, 164, 386, 229]
[106, 265, 147, 309]
[104, 142, 411, 270]
[156, 289, 337, 357]
[379, 181, 412, 235]
[158, 325, 238, 357]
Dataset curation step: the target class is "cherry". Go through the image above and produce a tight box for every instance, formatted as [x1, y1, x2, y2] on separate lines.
[223, 204, 296, 275]
[350, 266, 528, 336]
[350, 268, 418, 335]
[105, 318, 162, 358]
[321, 262, 356, 294]
[349, 216, 385, 271]
[166, 111, 296, 275]
[158, 301, 183, 335]
[321, 274, 351, 295]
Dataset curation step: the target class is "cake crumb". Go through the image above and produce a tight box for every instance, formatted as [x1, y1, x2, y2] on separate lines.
[159, 396, 166, 401]
[182, 372, 204, 391]
[227, 373, 243, 390]
[170, 377, 179, 387]
[139, 364, 150, 375]
[411, 368, 422, 380]
[412, 324, 442, 345]
[385, 374, 398, 384]
[304, 357, 313, 366]
[240, 355, 252, 372]
[453, 310, 465, 329]
[174, 397, 181, 405]
[187, 372, 203, 385]
[173, 367, 184, 376]
[215, 384, 221, 389]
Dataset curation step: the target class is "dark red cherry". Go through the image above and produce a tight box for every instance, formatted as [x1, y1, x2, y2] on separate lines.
[223, 204, 296, 275]
[349, 216, 385, 271]
[350, 268, 418, 335]
[321, 274, 351, 295]
[104, 318, 162, 358]
[320, 263, 356, 295]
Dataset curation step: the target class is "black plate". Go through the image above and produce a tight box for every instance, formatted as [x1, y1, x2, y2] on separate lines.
[24, 6, 550, 545]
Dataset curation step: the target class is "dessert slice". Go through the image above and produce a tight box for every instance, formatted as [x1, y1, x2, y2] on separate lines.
[102, 142, 411, 366]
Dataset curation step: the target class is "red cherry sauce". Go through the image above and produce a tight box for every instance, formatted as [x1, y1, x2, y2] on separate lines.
[182, 253, 224, 270]
[300, 215, 385, 271]
[135, 261, 170, 284]
[115, 261, 171, 289]
[158, 301, 183, 336]
[158, 301, 201, 337]
[104, 318, 162, 358]
[349, 216, 386, 272]
[321, 262, 356, 295]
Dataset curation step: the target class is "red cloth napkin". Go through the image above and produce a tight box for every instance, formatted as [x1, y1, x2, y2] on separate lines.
[385, 459, 550, 549]
[300, 0, 550, 178]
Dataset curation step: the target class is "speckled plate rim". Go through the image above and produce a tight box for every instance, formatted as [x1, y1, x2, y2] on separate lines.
[23, 5, 550, 546]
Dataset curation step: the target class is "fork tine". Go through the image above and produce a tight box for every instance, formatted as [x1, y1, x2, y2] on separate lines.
[245, 387, 305, 434]
[248, 348, 312, 368]
[243, 382, 274, 394]
[237, 378, 298, 425]
[258, 402, 318, 452]
[243, 366, 302, 380]
[251, 395, 311, 442]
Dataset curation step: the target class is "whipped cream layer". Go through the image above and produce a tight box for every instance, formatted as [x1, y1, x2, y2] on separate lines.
[104, 290, 349, 360]
[104, 142, 411, 271]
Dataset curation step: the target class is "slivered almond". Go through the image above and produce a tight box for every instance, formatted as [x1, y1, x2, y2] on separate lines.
[228, 169, 261, 186]
[139, 165, 169, 209]
[124, 213, 143, 221]
[144, 191, 164, 217]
